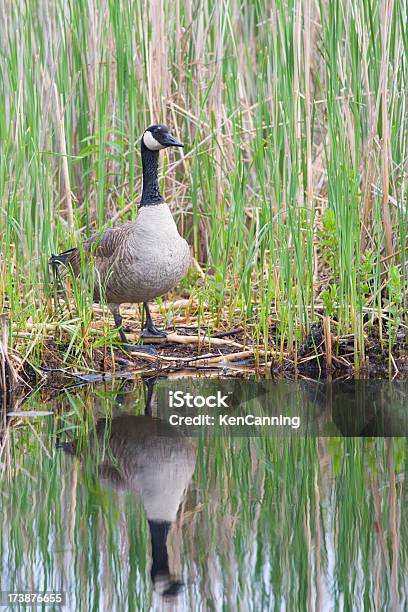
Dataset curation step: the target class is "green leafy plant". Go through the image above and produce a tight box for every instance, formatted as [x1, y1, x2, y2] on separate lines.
[387, 265, 402, 354]
[321, 284, 339, 318]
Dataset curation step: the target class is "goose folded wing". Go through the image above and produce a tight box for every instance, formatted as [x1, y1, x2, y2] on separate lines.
[64, 223, 134, 275]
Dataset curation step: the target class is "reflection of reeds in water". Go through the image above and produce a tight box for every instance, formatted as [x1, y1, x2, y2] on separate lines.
[0, 313, 30, 480]
[371, 440, 402, 612]
[0, 381, 408, 609]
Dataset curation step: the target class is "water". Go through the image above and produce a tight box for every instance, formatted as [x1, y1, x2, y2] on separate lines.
[1, 377, 408, 611]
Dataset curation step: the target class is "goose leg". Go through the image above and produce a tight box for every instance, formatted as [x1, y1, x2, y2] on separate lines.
[143, 378, 156, 416]
[109, 303, 156, 354]
[141, 302, 167, 339]
[110, 304, 128, 344]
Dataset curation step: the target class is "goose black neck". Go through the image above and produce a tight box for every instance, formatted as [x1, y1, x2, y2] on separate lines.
[148, 520, 171, 581]
[140, 141, 164, 207]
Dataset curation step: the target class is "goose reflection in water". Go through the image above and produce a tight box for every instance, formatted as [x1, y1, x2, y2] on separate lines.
[61, 379, 196, 600]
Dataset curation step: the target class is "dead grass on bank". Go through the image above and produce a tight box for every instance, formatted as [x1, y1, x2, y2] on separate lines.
[8, 296, 408, 390]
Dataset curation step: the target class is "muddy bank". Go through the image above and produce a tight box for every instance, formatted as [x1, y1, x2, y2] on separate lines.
[33, 321, 408, 388]
[3, 304, 407, 398]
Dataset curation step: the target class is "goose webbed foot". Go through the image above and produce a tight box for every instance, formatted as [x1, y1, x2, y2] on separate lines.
[142, 302, 168, 339]
[141, 325, 168, 339]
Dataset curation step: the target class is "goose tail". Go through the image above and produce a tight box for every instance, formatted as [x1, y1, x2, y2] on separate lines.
[49, 248, 76, 269]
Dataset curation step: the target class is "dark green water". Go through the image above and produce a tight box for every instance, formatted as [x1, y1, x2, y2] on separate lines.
[1, 378, 407, 611]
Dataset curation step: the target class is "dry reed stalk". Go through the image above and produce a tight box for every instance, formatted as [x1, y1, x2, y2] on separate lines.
[202, 350, 255, 364]
[53, 84, 74, 232]
[380, 0, 394, 257]
[127, 331, 245, 349]
[192, 257, 205, 280]
[0, 314, 18, 405]
[358, 0, 377, 247]
[150, 0, 169, 122]
[92, 298, 200, 316]
[323, 315, 332, 369]
[18, 322, 105, 336]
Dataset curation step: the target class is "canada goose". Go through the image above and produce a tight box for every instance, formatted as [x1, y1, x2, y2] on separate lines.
[61, 381, 196, 598]
[50, 124, 190, 348]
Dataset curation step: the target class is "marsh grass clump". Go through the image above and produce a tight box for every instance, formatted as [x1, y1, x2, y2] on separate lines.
[0, 315, 18, 405]
[0, 0, 406, 374]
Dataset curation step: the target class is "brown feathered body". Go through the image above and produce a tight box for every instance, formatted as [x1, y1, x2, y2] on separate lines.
[52, 204, 191, 305]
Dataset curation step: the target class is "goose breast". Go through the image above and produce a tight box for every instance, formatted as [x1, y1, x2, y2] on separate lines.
[102, 204, 191, 304]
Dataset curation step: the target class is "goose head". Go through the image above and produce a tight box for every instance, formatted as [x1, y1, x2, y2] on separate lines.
[142, 124, 184, 151]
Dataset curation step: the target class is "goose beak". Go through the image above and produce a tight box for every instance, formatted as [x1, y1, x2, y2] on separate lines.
[161, 133, 184, 147]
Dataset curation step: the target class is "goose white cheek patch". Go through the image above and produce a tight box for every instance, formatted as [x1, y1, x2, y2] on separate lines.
[143, 131, 165, 151]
